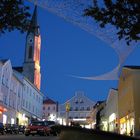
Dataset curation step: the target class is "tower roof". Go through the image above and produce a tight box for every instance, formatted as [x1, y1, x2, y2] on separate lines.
[28, 5, 40, 36]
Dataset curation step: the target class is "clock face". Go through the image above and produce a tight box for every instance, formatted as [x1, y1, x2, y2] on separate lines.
[28, 34, 34, 44]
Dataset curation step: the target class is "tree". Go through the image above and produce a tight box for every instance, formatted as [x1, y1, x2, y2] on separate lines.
[0, 0, 31, 34]
[84, 0, 140, 45]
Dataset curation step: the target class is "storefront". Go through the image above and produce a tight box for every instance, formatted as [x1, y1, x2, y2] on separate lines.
[17, 113, 29, 126]
[108, 113, 118, 132]
[119, 114, 134, 136]
[0, 105, 7, 124]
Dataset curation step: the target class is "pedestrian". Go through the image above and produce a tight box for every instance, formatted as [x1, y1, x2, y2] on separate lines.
[130, 129, 133, 136]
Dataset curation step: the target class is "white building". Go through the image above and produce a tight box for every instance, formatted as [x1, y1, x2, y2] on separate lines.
[43, 98, 57, 121]
[0, 60, 23, 124]
[101, 88, 118, 132]
[58, 91, 95, 128]
[0, 59, 43, 125]
[14, 70, 43, 125]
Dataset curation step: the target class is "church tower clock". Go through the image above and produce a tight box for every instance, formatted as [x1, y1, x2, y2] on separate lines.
[23, 6, 41, 90]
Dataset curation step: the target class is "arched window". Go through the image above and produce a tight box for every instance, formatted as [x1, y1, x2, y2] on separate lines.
[28, 46, 32, 59]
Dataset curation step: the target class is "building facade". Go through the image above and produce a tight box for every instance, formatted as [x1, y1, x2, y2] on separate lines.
[43, 98, 57, 121]
[18, 72, 43, 125]
[0, 60, 16, 124]
[0, 60, 43, 125]
[58, 91, 95, 128]
[118, 66, 140, 136]
[101, 88, 118, 132]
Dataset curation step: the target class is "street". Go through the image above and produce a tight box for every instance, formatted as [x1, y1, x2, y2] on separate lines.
[0, 135, 59, 140]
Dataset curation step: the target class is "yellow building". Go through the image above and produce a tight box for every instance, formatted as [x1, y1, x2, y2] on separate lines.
[118, 66, 140, 136]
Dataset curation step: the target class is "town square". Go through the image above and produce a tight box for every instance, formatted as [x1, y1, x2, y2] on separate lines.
[0, 0, 140, 140]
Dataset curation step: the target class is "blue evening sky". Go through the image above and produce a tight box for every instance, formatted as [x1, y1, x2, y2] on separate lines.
[0, 3, 140, 103]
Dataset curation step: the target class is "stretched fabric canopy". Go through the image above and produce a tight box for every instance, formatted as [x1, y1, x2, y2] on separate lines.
[28, 0, 139, 80]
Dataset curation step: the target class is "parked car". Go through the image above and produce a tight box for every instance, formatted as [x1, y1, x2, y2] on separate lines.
[45, 121, 61, 136]
[0, 122, 5, 135]
[18, 125, 26, 134]
[25, 121, 51, 136]
[4, 124, 19, 134]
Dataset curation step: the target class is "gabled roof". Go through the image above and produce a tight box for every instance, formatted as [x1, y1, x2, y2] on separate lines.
[0, 59, 8, 64]
[13, 67, 23, 73]
[43, 98, 56, 104]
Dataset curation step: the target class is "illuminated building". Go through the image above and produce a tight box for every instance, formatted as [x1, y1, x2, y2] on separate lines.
[100, 89, 118, 132]
[58, 91, 95, 128]
[43, 98, 58, 121]
[0, 60, 43, 125]
[118, 66, 140, 136]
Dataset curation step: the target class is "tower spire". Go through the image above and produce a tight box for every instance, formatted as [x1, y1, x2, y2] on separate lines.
[28, 5, 40, 36]
[23, 5, 41, 90]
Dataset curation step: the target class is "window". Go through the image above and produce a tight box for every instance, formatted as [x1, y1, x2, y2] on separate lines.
[2, 75, 5, 85]
[87, 106, 90, 110]
[43, 106, 45, 110]
[13, 100, 15, 109]
[80, 107, 84, 111]
[48, 106, 50, 110]
[18, 88, 20, 97]
[26, 101, 28, 109]
[3, 96, 7, 105]
[36, 95, 38, 101]
[33, 106, 35, 112]
[75, 99, 78, 104]
[70, 107, 73, 111]
[24, 84, 26, 91]
[53, 106, 55, 110]
[29, 102, 31, 110]
[28, 46, 33, 59]
[23, 99, 25, 107]
[80, 99, 84, 103]
[30, 89, 32, 96]
[75, 107, 78, 111]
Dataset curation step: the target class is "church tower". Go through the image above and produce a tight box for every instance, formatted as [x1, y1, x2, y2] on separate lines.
[23, 6, 41, 90]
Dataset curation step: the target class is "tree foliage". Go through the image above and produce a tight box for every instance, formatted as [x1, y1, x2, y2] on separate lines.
[84, 0, 140, 45]
[0, 0, 31, 34]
